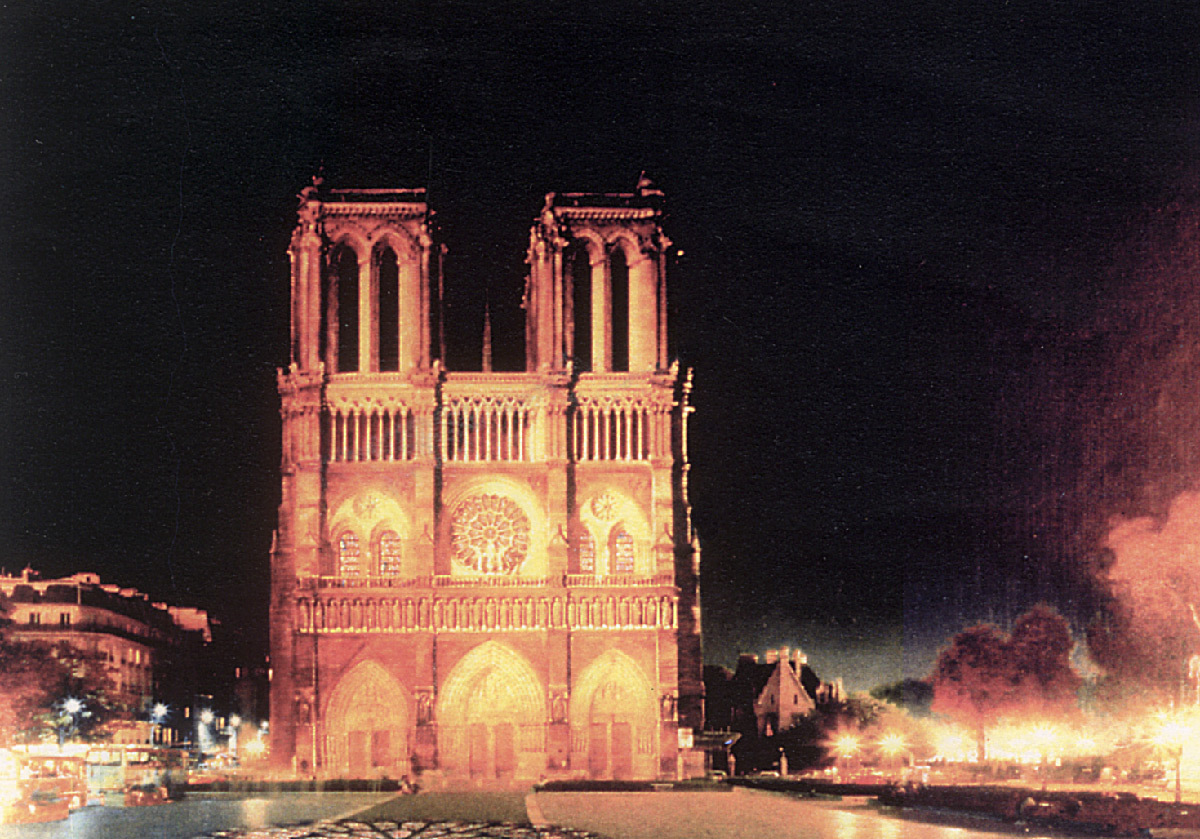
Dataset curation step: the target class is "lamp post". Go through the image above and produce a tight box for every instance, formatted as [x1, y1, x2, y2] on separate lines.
[832, 732, 861, 778]
[1154, 715, 1187, 805]
[151, 703, 169, 745]
[879, 732, 909, 780]
[58, 697, 84, 746]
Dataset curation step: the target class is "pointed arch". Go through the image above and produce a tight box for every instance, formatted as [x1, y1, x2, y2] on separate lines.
[567, 240, 592, 372]
[328, 243, 360, 372]
[569, 649, 658, 779]
[436, 641, 546, 779]
[575, 528, 596, 574]
[336, 530, 362, 577]
[377, 245, 400, 371]
[579, 489, 652, 576]
[608, 244, 629, 372]
[329, 492, 411, 578]
[610, 525, 635, 574]
[324, 659, 412, 777]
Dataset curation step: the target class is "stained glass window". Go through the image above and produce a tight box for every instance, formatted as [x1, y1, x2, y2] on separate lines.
[450, 494, 530, 575]
[578, 529, 595, 574]
[338, 531, 361, 577]
[378, 531, 402, 576]
[611, 526, 635, 574]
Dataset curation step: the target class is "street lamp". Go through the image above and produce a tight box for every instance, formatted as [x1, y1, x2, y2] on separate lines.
[58, 697, 84, 746]
[151, 703, 169, 744]
[832, 731, 861, 777]
[879, 731, 909, 778]
[1153, 714, 1188, 805]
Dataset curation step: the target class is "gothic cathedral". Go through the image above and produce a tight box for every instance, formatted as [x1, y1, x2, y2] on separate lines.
[269, 177, 703, 782]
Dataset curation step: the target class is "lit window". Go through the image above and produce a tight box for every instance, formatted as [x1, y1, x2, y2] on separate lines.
[377, 531, 402, 576]
[578, 529, 595, 574]
[338, 531, 361, 577]
[611, 526, 635, 574]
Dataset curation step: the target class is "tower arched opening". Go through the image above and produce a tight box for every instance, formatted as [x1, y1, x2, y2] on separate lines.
[569, 241, 592, 372]
[330, 244, 360, 372]
[609, 245, 629, 372]
[378, 246, 400, 372]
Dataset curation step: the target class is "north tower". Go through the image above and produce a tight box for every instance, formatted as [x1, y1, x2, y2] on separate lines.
[270, 177, 702, 781]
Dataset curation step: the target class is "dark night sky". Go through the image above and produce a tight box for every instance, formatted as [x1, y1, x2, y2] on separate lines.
[3, 2, 1199, 690]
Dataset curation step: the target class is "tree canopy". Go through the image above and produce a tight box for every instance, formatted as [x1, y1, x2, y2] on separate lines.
[0, 637, 128, 747]
[931, 605, 1081, 760]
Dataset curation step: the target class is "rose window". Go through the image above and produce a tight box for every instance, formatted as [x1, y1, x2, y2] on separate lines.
[450, 494, 530, 575]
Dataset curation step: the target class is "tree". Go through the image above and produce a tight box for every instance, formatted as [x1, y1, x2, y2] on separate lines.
[930, 606, 1081, 761]
[0, 638, 67, 746]
[0, 638, 125, 746]
[930, 624, 1014, 762]
[1010, 604, 1082, 717]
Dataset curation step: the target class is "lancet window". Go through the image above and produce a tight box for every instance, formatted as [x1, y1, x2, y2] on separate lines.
[378, 247, 400, 372]
[577, 529, 595, 574]
[332, 245, 359, 373]
[569, 242, 592, 371]
[610, 526, 635, 574]
[609, 245, 629, 372]
[377, 531, 402, 576]
[337, 531, 362, 577]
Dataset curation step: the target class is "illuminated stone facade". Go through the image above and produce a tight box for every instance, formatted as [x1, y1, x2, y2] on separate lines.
[269, 179, 702, 781]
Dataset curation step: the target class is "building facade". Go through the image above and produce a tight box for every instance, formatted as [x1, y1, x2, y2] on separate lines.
[0, 569, 213, 743]
[269, 178, 703, 781]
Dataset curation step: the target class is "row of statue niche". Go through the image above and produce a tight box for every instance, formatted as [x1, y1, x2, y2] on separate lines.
[297, 594, 677, 632]
[300, 689, 675, 726]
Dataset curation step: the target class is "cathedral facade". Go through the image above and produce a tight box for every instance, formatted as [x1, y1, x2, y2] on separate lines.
[269, 178, 702, 781]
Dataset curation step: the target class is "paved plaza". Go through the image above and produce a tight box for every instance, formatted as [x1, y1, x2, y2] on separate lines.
[191, 819, 601, 839]
[185, 788, 1012, 839]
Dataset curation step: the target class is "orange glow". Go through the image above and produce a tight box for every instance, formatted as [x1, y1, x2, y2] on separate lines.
[832, 732, 861, 759]
[878, 731, 908, 758]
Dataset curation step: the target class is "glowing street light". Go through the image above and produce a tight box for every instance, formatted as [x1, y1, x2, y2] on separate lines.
[150, 703, 169, 744]
[1153, 713, 1188, 804]
[879, 732, 908, 759]
[57, 697, 85, 746]
[878, 731, 909, 779]
[831, 731, 861, 776]
[833, 732, 861, 758]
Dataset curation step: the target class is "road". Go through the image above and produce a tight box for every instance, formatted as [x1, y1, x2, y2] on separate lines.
[0, 788, 1072, 839]
[529, 788, 1052, 839]
[0, 792, 393, 839]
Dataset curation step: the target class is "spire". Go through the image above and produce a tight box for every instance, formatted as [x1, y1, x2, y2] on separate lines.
[482, 301, 493, 372]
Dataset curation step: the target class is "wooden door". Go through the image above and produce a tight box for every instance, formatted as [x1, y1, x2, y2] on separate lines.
[611, 722, 633, 779]
[371, 730, 391, 769]
[347, 730, 369, 776]
[494, 723, 515, 776]
[589, 722, 608, 777]
[468, 723, 488, 778]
